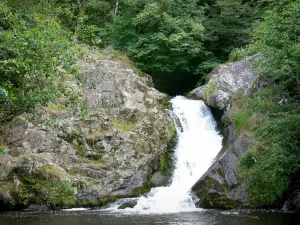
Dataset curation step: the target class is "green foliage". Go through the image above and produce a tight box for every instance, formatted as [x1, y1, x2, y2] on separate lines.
[20, 175, 75, 207]
[233, 110, 253, 132]
[238, 114, 300, 207]
[0, 2, 79, 124]
[0, 147, 4, 155]
[238, 0, 300, 99]
[232, 1, 300, 208]
[202, 0, 261, 60]
[108, 0, 207, 74]
[0, 136, 5, 155]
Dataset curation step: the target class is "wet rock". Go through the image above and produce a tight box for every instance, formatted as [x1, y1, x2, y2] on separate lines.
[118, 200, 138, 209]
[27, 204, 49, 211]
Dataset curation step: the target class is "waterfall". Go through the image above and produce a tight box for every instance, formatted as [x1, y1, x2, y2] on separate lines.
[111, 96, 223, 213]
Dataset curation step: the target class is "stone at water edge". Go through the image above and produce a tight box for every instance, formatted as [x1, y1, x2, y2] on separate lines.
[189, 56, 260, 209]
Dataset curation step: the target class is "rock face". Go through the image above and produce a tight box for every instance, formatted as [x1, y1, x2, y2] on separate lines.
[0, 53, 175, 209]
[190, 56, 259, 111]
[190, 56, 259, 209]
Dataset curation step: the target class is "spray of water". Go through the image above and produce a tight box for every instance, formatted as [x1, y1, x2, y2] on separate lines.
[111, 96, 223, 213]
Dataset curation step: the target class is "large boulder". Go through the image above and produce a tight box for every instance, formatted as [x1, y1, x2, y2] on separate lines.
[0, 52, 175, 209]
[190, 56, 259, 209]
[190, 56, 259, 111]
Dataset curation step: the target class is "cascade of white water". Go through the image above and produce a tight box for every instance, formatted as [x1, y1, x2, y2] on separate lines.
[110, 96, 223, 213]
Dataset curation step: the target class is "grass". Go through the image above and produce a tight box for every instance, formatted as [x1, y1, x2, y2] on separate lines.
[204, 82, 217, 98]
[99, 49, 144, 77]
[113, 120, 136, 132]
[0, 181, 14, 204]
[37, 165, 68, 180]
[0, 136, 5, 155]
[233, 110, 254, 132]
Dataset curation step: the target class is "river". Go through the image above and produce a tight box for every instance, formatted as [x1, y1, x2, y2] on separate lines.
[1, 210, 299, 225]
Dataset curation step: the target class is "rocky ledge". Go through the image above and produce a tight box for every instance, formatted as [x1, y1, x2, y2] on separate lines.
[189, 56, 259, 209]
[0, 51, 175, 210]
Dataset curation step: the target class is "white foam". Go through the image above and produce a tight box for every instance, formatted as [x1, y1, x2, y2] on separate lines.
[128, 96, 223, 213]
[62, 208, 89, 212]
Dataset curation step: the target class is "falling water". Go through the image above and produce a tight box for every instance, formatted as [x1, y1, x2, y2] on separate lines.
[113, 96, 223, 213]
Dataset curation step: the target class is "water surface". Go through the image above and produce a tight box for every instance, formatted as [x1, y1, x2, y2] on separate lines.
[1, 210, 299, 225]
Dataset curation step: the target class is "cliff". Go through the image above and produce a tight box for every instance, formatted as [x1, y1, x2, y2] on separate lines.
[0, 50, 175, 210]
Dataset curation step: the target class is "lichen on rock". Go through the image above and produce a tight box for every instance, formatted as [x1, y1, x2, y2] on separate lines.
[0, 50, 175, 210]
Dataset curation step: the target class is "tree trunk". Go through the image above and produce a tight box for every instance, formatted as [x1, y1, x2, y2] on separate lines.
[74, 0, 83, 43]
[114, 0, 119, 16]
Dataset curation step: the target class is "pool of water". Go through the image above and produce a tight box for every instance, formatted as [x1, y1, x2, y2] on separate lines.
[1, 210, 299, 225]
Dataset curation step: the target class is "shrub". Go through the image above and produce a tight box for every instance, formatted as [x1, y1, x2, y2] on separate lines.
[238, 114, 300, 207]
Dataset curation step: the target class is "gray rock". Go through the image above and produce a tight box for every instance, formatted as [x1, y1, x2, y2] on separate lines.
[27, 204, 49, 211]
[190, 56, 259, 209]
[190, 55, 259, 111]
[118, 200, 138, 209]
[0, 53, 175, 209]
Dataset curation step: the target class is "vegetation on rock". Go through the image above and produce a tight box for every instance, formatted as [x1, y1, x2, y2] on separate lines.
[232, 0, 300, 208]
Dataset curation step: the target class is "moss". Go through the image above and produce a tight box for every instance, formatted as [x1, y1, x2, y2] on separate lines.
[37, 165, 67, 180]
[185, 93, 194, 98]
[98, 195, 119, 206]
[198, 191, 237, 209]
[14, 154, 48, 167]
[47, 103, 67, 112]
[195, 176, 242, 209]
[132, 186, 151, 197]
[19, 175, 76, 208]
[132, 169, 153, 197]
[113, 120, 136, 132]
[101, 103, 111, 109]
[167, 123, 176, 142]
[0, 176, 76, 209]
[78, 195, 119, 208]
[203, 82, 217, 98]
[196, 177, 219, 199]
[159, 151, 174, 175]
[0, 146, 5, 155]
[157, 98, 172, 109]
[79, 198, 100, 208]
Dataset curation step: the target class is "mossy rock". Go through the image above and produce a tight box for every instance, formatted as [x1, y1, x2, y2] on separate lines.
[197, 191, 237, 209]
[131, 186, 151, 197]
[113, 120, 136, 131]
[131, 169, 153, 197]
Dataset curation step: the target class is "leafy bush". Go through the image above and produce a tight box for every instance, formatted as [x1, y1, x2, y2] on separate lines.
[0, 3, 78, 124]
[233, 1, 300, 207]
[238, 113, 300, 207]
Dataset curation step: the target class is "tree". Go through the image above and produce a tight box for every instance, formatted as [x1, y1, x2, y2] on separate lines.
[202, 0, 260, 60]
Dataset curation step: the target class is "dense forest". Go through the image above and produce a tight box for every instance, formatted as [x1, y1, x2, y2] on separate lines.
[0, 0, 300, 209]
